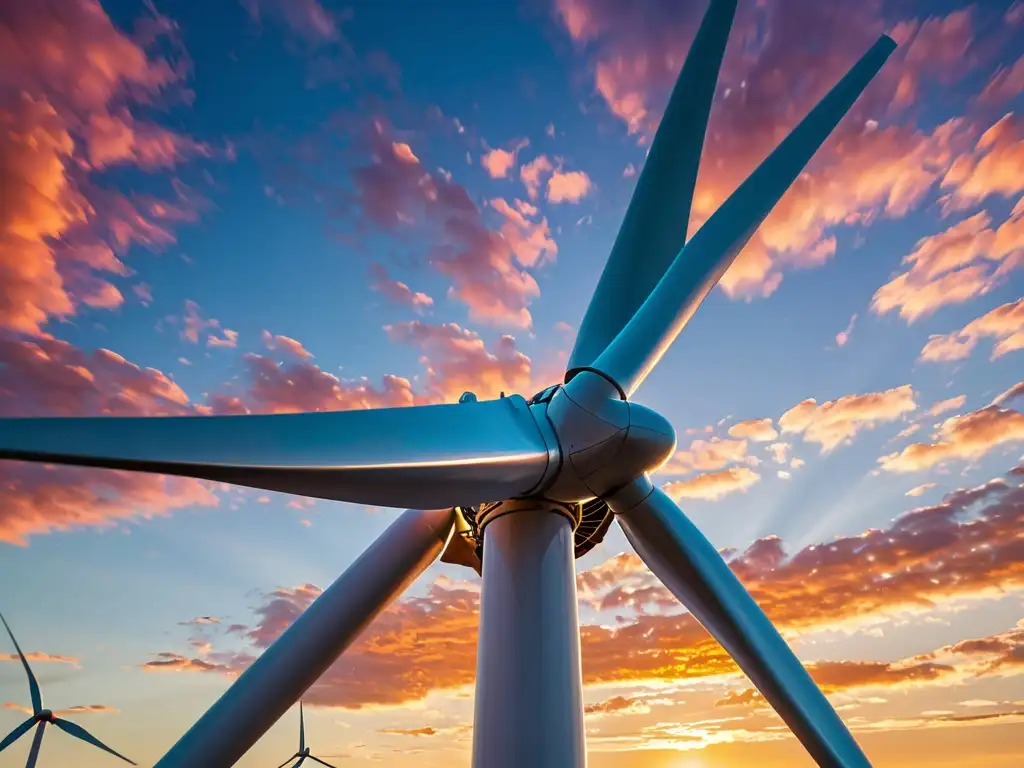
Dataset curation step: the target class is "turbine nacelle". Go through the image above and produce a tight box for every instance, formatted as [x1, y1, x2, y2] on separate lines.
[37, 709, 54, 722]
[533, 371, 676, 503]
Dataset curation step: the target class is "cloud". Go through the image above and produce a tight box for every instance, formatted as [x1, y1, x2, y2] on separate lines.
[906, 483, 937, 497]
[179, 617, 221, 626]
[369, 264, 434, 313]
[0, 1, 213, 336]
[0, 652, 79, 667]
[384, 321, 533, 401]
[727, 419, 778, 442]
[147, 465, 1024, 708]
[0, 333, 219, 544]
[719, 655, 957, 708]
[879, 404, 1024, 473]
[660, 438, 748, 475]
[178, 300, 219, 345]
[141, 652, 231, 673]
[993, 381, 1024, 406]
[546, 169, 593, 203]
[520, 155, 554, 200]
[214, 352, 421, 415]
[552, 0, 991, 298]
[920, 299, 1024, 362]
[942, 112, 1024, 210]
[481, 139, 529, 179]
[585, 695, 652, 717]
[780, 385, 918, 452]
[927, 396, 967, 417]
[873, 209, 1024, 324]
[979, 54, 1024, 104]
[343, 120, 541, 328]
[260, 330, 314, 359]
[663, 466, 760, 501]
[207, 329, 239, 349]
[377, 727, 438, 737]
[241, 0, 339, 44]
[836, 314, 857, 347]
[490, 198, 557, 268]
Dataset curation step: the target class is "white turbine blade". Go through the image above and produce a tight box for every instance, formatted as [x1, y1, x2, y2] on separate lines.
[592, 35, 897, 397]
[153, 507, 455, 768]
[607, 477, 871, 767]
[299, 701, 305, 753]
[0, 612, 42, 714]
[568, 0, 738, 373]
[51, 718, 136, 765]
[0, 396, 553, 510]
[0, 717, 35, 753]
[307, 755, 339, 768]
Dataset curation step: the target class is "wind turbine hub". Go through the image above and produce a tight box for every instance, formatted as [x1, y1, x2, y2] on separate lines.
[532, 370, 676, 503]
[37, 709, 53, 721]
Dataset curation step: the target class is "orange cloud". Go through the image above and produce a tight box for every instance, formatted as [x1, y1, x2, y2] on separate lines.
[141, 652, 231, 673]
[879, 404, 1024, 473]
[727, 419, 778, 442]
[779, 385, 918, 452]
[0, 1, 212, 335]
[369, 264, 434, 313]
[871, 207, 1024, 322]
[660, 438, 749, 475]
[0, 652, 78, 666]
[546, 169, 593, 203]
[920, 299, 1024, 362]
[146, 466, 1024, 708]
[663, 466, 760, 502]
[942, 112, 1024, 209]
[928, 396, 967, 417]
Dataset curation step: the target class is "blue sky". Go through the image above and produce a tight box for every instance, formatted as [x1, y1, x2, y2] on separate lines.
[1, 0, 1023, 766]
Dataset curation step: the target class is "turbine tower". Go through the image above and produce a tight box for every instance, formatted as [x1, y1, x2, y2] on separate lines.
[273, 702, 336, 768]
[0, 613, 135, 767]
[0, 2, 897, 766]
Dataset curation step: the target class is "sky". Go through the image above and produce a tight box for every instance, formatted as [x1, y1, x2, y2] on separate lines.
[0, 0, 1023, 766]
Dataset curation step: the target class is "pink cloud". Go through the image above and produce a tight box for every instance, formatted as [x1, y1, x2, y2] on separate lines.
[552, 1, 1011, 298]
[481, 138, 529, 179]
[546, 169, 593, 203]
[345, 120, 541, 327]
[260, 329, 314, 359]
[369, 264, 434, 312]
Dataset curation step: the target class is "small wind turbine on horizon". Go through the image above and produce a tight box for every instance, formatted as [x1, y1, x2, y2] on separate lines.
[0, 612, 135, 768]
[273, 702, 337, 768]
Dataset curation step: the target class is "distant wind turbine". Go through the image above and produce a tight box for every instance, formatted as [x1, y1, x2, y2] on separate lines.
[273, 702, 337, 768]
[0, 612, 135, 768]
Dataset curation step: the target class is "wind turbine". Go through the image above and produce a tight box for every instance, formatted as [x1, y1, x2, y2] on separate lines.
[0, 1, 898, 766]
[0, 613, 135, 767]
[273, 703, 336, 768]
